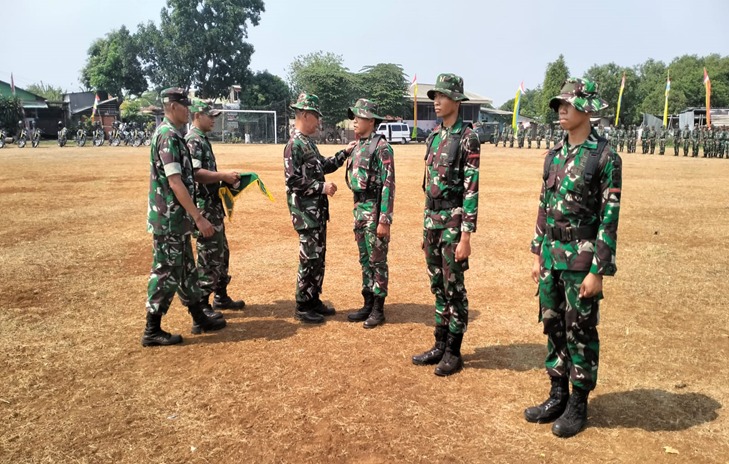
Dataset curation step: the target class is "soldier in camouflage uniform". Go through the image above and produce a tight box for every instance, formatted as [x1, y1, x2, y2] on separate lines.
[705, 125, 714, 158]
[681, 124, 691, 156]
[524, 78, 622, 438]
[536, 124, 544, 149]
[719, 127, 727, 158]
[658, 126, 667, 155]
[617, 124, 626, 152]
[284, 93, 355, 324]
[412, 73, 480, 377]
[527, 124, 534, 149]
[545, 124, 553, 149]
[672, 125, 681, 156]
[517, 122, 525, 148]
[509, 124, 515, 148]
[142, 88, 226, 347]
[691, 124, 700, 157]
[186, 99, 246, 316]
[343, 99, 395, 328]
[647, 126, 656, 154]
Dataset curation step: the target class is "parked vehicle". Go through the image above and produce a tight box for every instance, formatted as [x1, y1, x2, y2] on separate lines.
[413, 127, 431, 143]
[76, 127, 87, 147]
[473, 121, 500, 144]
[31, 122, 41, 148]
[92, 123, 105, 147]
[16, 121, 28, 148]
[375, 121, 411, 144]
[109, 121, 122, 146]
[0, 128, 6, 148]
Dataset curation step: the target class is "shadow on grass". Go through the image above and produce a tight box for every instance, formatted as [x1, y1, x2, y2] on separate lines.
[463, 343, 544, 371]
[590, 389, 721, 431]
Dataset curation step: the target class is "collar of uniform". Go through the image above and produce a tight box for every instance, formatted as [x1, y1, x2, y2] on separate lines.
[162, 116, 183, 138]
[293, 128, 311, 141]
[562, 128, 599, 153]
[190, 126, 207, 138]
[439, 117, 464, 137]
[358, 131, 376, 147]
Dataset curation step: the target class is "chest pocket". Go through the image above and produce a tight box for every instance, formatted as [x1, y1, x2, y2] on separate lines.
[422, 126, 470, 196]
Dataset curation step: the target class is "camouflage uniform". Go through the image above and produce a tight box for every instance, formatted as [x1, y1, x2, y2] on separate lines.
[691, 125, 700, 157]
[284, 93, 350, 320]
[681, 125, 691, 156]
[658, 127, 667, 155]
[185, 100, 243, 310]
[525, 78, 622, 438]
[509, 125, 515, 148]
[536, 124, 544, 149]
[647, 127, 656, 154]
[673, 127, 681, 156]
[545, 126, 553, 149]
[705, 126, 714, 158]
[517, 123, 526, 148]
[617, 125, 625, 152]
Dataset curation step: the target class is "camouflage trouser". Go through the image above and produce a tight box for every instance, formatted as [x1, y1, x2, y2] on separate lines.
[674, 140, 680, 155]
[683, 139, 689, 156]
[196, 214, 230, 298]
[692, 140, 699, 156]
[509, 136, 514, 148]
[658, 139, 666, 155]
[539, 269, 601, 391]
[424, 228, 469, 334]
[703, 140, 711, 157]
[536, 137, 542, 149]
[527, 137, 532, 149]
[354, 221, 389, 297]
[296, 227, 327, 304]
[649, 139, 656, 154]
[617, 138, 624, 152]
[146, 234, 201, 315]
[545, 138, 551, 149]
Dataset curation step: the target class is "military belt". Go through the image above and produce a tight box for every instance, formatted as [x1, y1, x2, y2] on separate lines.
[353, 191, 378, 203]
[545, 224, 599, 242]
[426, 197, 462, 210]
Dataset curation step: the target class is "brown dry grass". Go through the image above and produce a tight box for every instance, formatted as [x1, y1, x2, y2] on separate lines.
[0, 142, 727, 464]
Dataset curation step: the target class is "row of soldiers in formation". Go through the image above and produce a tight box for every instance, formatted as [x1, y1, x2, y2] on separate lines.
[496, 122, 729, 158]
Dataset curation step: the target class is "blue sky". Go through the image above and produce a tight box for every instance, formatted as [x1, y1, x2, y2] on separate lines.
[1, 0, 727, 106]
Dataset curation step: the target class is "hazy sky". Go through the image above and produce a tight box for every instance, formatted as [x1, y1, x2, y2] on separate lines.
[1, 0, 727, 106]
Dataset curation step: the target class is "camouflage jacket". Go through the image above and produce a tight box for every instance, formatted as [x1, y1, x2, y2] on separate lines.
[185, 126, 225, 221]
[147, 117, 196, 236]
[284, 129, 349, 230]
[423, 117, 480, 232]
[345, 132, 395, 227]
[531, 130, 622, 276]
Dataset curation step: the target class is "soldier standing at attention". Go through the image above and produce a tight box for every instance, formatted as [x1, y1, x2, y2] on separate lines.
[545, 124, 552, 149]
[691, 124, 700, 157]
[517, 122, 526, 149]
[658, 126, 667, 155]
[186, 99, 246, 319]
[412, 73, 480, 377]
[344, 99, 395, 328]
[525, 78, 622, 438]
[142, 88, 227, 347]
[681, 124, 691, 156]
[673, 125, 681, 156]
[284, 93, 355, 324]
[536, 124, 544, 149]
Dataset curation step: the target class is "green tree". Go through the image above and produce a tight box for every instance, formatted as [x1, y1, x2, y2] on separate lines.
[80, 26, 147, 99]
[0, 96, 24, 131]
[540, 54, 570, 123]
[500, 87, 543, 120]
[240, 70, 290, 108]
[25, 81, 66, 102]
[636, 59, 668, 117]
[357, 63, 408, 118]
[583, 63, 640, 125]
[287, 51, 355, 128]
[137, 0, 264, 98]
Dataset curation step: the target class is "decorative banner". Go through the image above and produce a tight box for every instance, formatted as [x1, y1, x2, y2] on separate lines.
[615, 72, 626, 126]
[512, 81, 525, 133]
[704, 67, 711, 126]
[663, 71, 670, 127]
[411, 74, 418, 139]
[218, 172, 274, 221]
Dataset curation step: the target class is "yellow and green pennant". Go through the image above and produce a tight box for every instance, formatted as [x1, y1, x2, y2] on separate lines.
[218, 172, 274, 221]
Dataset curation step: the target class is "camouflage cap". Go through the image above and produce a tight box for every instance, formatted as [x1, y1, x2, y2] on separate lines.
[160, 87, 191, 106]
[290, 92, 323, 117]
[427, 73, 470, 102]
[347, 98, 384, 121]
[549, 78, 608, 113]
[189, 99, 221, 117]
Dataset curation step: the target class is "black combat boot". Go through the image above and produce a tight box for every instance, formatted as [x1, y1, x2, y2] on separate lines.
[363, 296, 385, 329]
[524, 376, 570, 423]
[212, 276, 245, 310]
[311, 296, 335, 317]
[412, 326, 448, 365]
[189, 302, 227, 335]
[434, 332, 464, 376]
[141, 312, 183, 347]
[295, 300, 325, 324]
[552, 386, 590, 438]
[348, 290, 374, 322]
[201, 294, 224, 320]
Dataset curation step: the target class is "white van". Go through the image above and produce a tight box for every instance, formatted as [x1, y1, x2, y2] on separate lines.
[376, 122, 411, 144]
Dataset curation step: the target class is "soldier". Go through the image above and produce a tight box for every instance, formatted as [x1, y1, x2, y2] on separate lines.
[607, 125, 617, 151]
[283, 93, 355, 324]
[704, 125, 714, 158]
[142, 88, 226, 347]
[658, 126, 667, 155]
[344, 99, 395, 328]
[527, 124, 534, 149]
[509, 124, 515, 148]
[525, 78, 622, 438]
[626, 125, 634, 153]
[536, 124, 544, 149]
[691, 124, 700, 157]
[412, 73, 480, 377]
[501, 125, 509, 148]
[617, 124, 626, 152]
[186, 99, 246, 317]
[494, 125, 502, 146]
[647, 126, 656, 154]
[545, 124, 553, 149]
[714, 126, 724, 158]
[672, 125, 681, 156]
[681, 124, 691, 156]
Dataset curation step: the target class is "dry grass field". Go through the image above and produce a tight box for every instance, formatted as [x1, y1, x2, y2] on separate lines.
[1, 140, 728, 464]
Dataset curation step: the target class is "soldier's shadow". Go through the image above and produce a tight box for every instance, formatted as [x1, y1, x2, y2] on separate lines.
[589, 389, 721, 431]
[462, 343, 544, 371]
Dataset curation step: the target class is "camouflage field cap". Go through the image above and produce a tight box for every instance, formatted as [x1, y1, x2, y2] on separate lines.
[549, 78, 608, 113]
[290, 92, 323, 117]
[347, 98, 384, 121]
[160, 87, 191, 106]
[427, 73, 470, 101]
[189, 99, 221, 117]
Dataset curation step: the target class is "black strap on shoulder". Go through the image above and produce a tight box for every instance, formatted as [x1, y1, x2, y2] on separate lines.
[542, 142, 563, 182]
[584, 136, 608, 186]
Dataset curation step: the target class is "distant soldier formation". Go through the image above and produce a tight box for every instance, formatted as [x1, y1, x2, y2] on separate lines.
[494, 121, 728, 158]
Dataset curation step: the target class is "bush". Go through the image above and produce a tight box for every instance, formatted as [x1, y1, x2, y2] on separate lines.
[0, 96, 24, 131]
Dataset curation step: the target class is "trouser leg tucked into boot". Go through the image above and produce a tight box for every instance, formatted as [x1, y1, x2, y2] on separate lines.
[201, 293, 224, 320]
[363, 296, 385, 329]
[348, 290, 374, 322]
[524, 376, 569, 423]
[552, 386, 589, 438]
[412, 326, 448, 365]
[212, 276, 245, 310]
[434, 332, 464, 376]
[189, 301, 227, 335]
[295, 299, 325, 324]
[141, 311, 183, 347]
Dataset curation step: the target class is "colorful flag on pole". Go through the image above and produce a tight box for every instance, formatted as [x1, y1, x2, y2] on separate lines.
[663, 71, 670, 127]
[512, 81, 525, 133]
[10, 73, 16, 96]
[218, 172, 274, 221]
[615, 72, 626, 126]
[704, 67, 711, 126]
[411, 74, 418, 139]
[92, 93, 100, 123]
